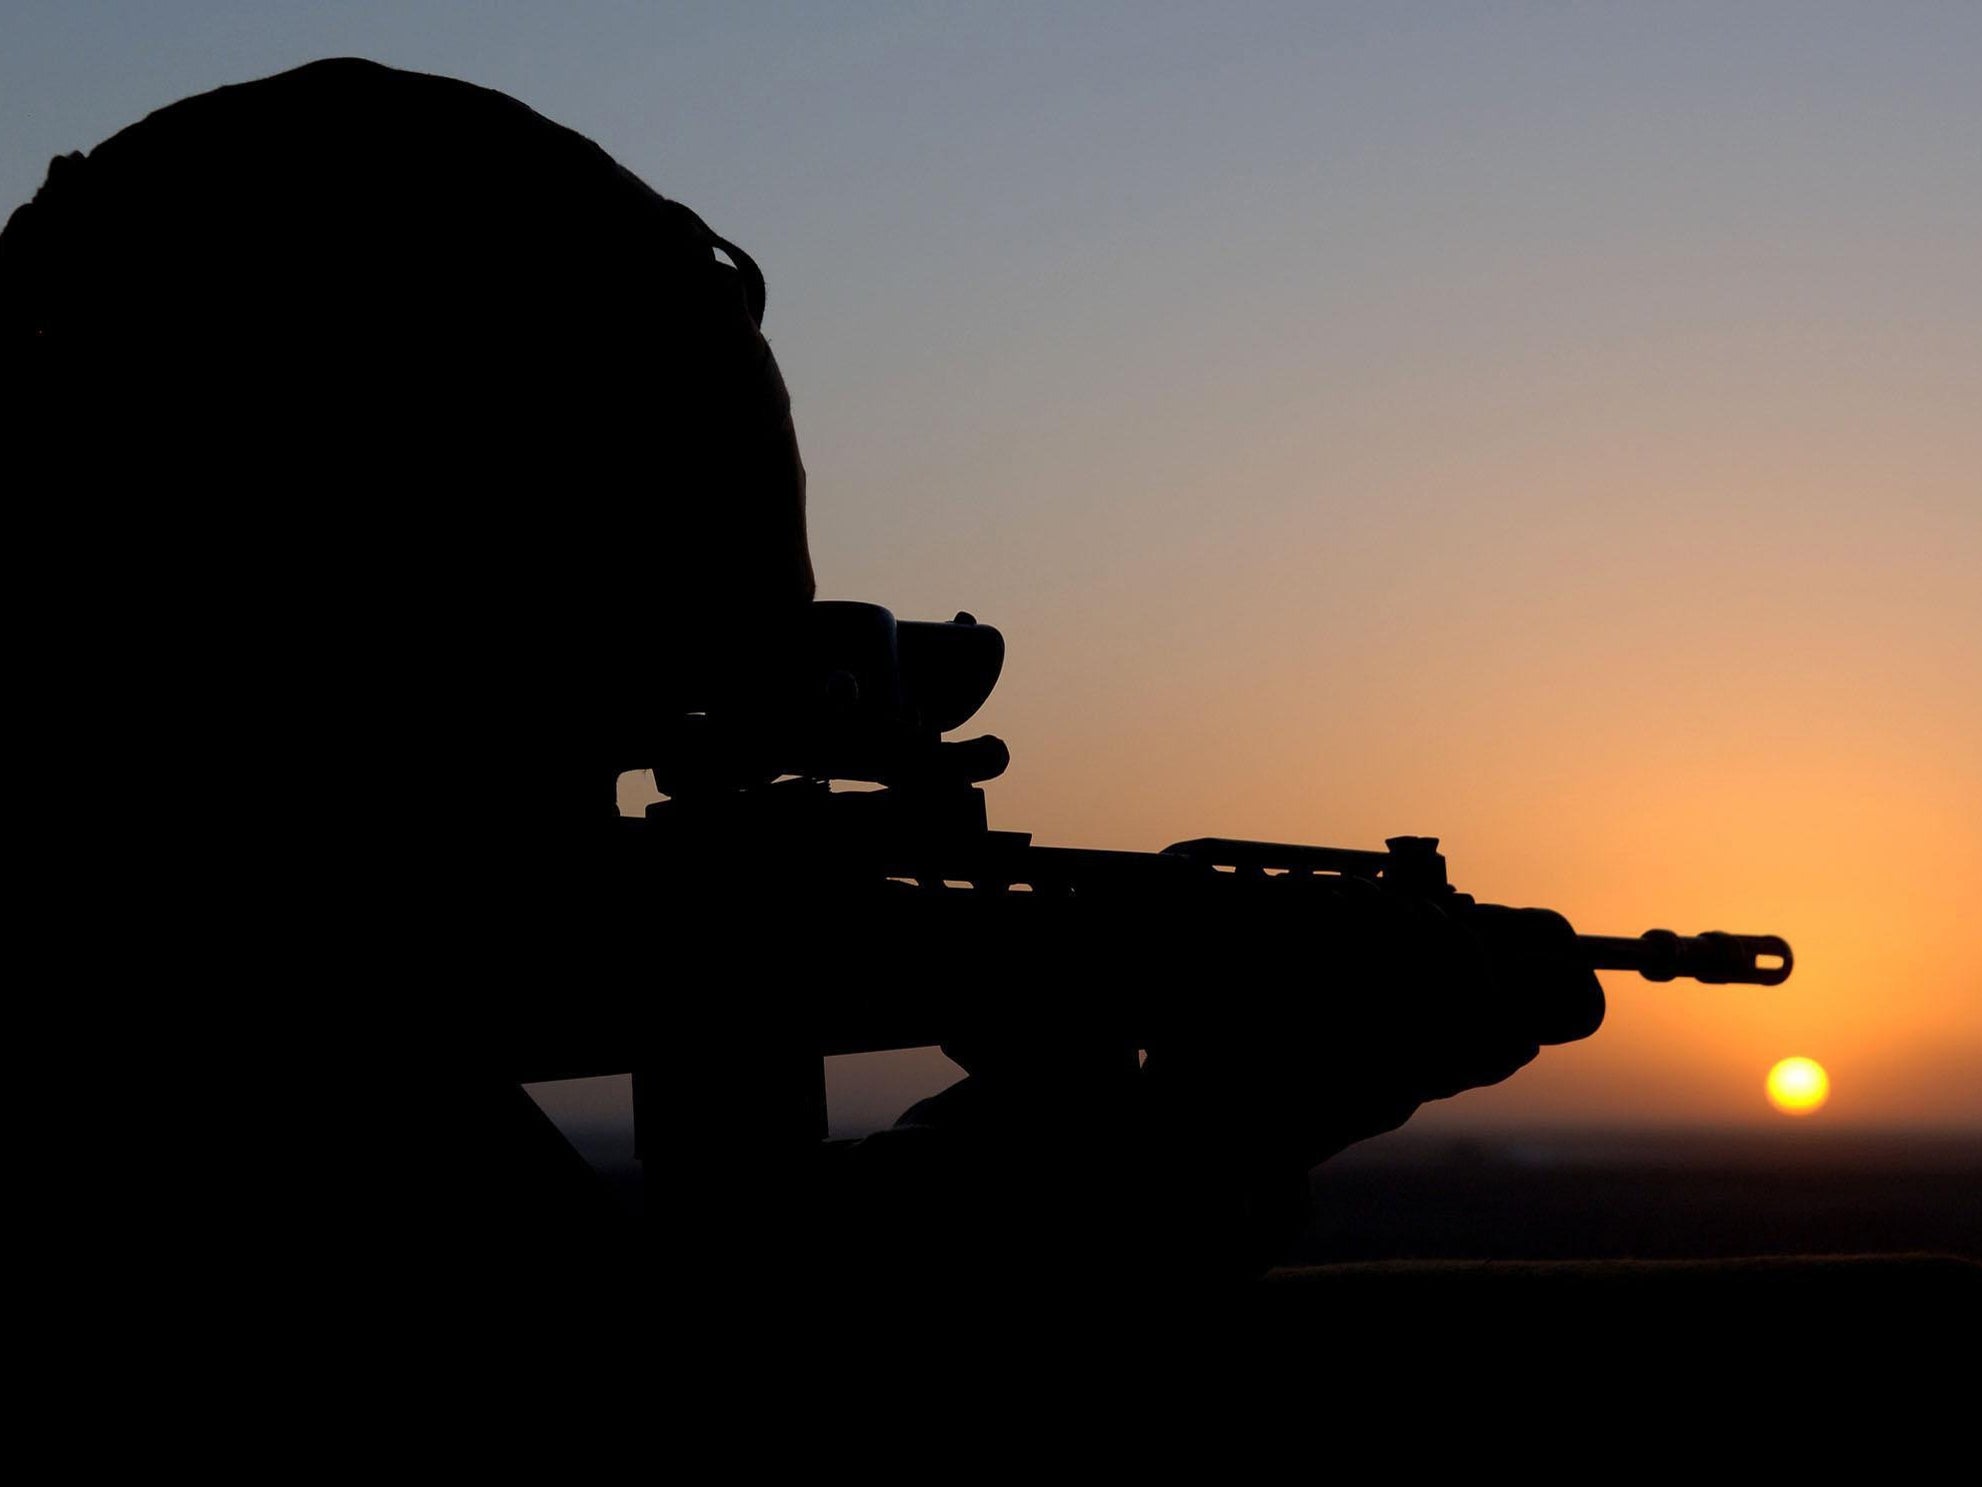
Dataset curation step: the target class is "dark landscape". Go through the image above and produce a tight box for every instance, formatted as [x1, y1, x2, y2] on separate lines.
[532, 1079, 1981, 1265]
[1290, 1126, 1981, 1264]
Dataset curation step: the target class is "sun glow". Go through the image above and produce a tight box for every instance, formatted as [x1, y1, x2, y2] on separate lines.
[1766, 1058, 1831, 1117]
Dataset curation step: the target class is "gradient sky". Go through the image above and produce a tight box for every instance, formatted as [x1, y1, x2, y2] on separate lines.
[9, 3, 1976, 1132]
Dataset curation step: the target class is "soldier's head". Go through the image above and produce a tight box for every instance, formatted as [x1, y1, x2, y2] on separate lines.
[2, 58, 813, 716]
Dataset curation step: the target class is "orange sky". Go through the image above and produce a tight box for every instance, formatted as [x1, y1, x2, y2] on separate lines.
[591, 9, 1981, 1134]
[15, 4, 1970, 1134]
[793, 417, 1977, 1132]
[773, 474, 1976, 1132]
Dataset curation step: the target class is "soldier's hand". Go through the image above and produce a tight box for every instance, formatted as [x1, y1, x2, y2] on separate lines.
[1142, 903, 1605, 1172]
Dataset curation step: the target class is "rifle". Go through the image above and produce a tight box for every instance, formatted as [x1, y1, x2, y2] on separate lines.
[589, 602, 1791, 1151]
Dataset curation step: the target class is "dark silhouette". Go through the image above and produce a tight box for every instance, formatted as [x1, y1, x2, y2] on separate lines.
[4, 56, 818, 1346]
[8, 59, 1767, 1358]
[625, 599, 1792, 1293]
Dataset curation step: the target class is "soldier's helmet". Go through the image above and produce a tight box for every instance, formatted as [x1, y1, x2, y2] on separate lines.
[2, 56, 812, 615]
[3, 59, 814, 819]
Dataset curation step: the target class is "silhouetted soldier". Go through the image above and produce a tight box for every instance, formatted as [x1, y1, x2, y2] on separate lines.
[2, 56, 813, 1335]
[3, 59, 1602, 1345]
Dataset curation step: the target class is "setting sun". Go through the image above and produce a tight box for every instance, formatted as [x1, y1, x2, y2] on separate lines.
[1766, 1058, 1831, 1118]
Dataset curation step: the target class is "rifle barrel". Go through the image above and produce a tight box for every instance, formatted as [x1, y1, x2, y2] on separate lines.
[1579, 930, 1792, 986]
